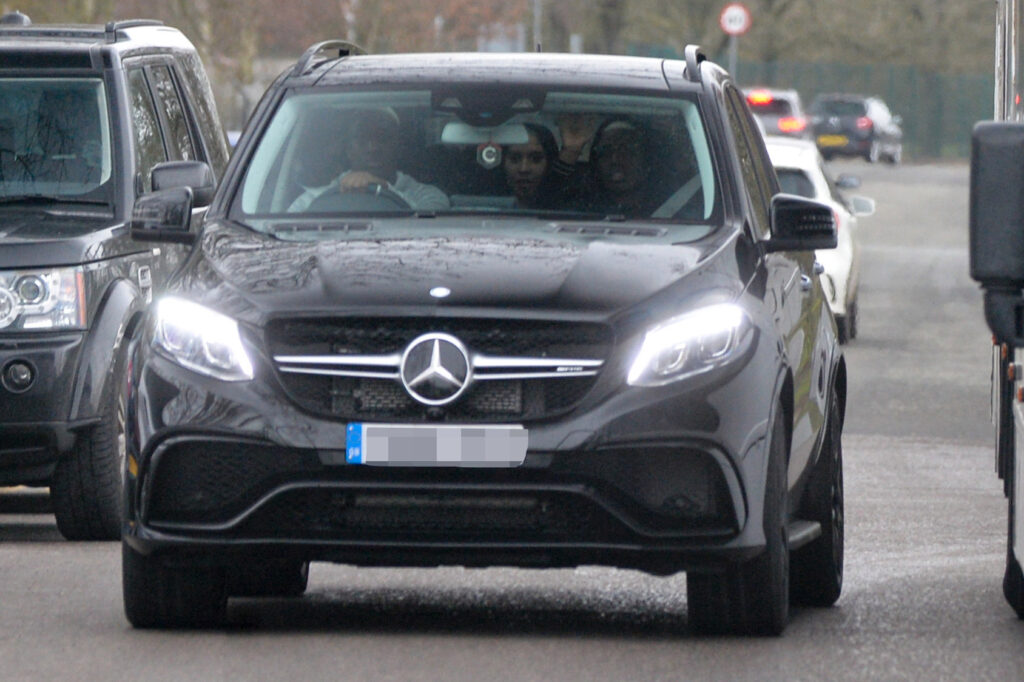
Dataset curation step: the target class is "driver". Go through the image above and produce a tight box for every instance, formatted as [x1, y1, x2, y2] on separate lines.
[290, 107, 449, 212]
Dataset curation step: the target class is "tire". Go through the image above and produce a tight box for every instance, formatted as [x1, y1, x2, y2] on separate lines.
[790, 396, 844, 607]
[887, 144, 902, 165]
[227, 560, 310, 597]
[835, 315, 849, 345]
[866, 140, 880, 163]
[688, 408, 790, 636]
[847, 299, 858, 340]
[122, 542, 227, 628]
[51, 346, 128, 540]
[1003, 450, 1024, 619]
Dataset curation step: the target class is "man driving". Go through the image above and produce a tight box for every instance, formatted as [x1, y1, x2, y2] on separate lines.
[292, 107, 449, 212]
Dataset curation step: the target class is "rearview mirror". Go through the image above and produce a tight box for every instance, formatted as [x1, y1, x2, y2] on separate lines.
[970, 121, 1024, 342]
[835, 173, 860, 189]
[151, 160, 215, 208]
[850, 196, 875, 217]
[130, 187, 195, 244]
[766, 193, 837, 252]
[440, 121, 530, 145]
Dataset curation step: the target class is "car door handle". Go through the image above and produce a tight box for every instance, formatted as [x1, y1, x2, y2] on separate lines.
[800, 274, 812, 292]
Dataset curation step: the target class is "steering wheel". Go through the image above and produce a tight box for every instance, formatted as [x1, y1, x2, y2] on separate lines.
[306, 183, 411, 212]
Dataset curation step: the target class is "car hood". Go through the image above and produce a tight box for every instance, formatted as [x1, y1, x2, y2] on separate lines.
[187, 221, 738, 324]
[0, 209, 124, 268]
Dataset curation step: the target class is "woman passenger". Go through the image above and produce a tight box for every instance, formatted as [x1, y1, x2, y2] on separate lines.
[503, 122, 558, 209]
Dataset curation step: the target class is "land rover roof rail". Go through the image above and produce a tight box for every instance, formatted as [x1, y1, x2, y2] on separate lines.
[291, 39, 366, 78]
[684, 44, 706, 84]
[104, 19, 164, 42]
[0, 15, 163, 43]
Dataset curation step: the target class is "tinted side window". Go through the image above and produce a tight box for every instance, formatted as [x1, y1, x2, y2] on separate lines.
[724, 85, 773, 237]
[175, 52, 229, 178]
[127, 68, 167, 193]
[149, 64, 195, 161]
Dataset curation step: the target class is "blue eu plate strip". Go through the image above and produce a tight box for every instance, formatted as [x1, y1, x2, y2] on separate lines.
[346, 423, 363, 464]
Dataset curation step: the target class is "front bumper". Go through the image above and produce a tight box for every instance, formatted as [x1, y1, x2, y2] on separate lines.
[125, 333, 779, 575]
[0, 332, 87, 483]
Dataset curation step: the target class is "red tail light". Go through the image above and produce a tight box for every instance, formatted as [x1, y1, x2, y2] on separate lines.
[856, 116, 873, 130]
[832, 209, 840, 235]
[747, 89, 774, 106]
[777, 116, 807, 133]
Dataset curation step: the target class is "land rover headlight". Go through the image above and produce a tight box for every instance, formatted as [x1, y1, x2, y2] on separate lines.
[627, 303, 751, 387]
[0, 267, 86, 330]
[153, 297, 254, 381]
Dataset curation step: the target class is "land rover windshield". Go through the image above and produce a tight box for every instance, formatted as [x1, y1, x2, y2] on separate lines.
[0, 78, 112, 205]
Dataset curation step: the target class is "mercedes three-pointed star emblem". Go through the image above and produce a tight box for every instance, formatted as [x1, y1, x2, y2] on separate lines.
[399, 333, 471, 406]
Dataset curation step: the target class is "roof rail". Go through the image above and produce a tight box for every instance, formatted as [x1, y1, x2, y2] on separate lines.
[291, 40, 366, 78]
[684, 44, 706, 83]
[104, 19, 164, 43]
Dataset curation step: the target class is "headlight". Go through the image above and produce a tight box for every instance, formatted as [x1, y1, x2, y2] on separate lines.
[153, 297, 254, 381]
[627, 303, 751, 387]
[0, 267, 86, 331]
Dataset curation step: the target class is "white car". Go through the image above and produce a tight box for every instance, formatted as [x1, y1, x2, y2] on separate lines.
[765, 136, 875, 343]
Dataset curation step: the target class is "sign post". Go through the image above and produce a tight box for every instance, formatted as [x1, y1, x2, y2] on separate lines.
[719, 3, 752, 80]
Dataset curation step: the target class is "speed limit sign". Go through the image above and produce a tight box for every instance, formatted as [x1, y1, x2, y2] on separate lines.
[720, 3, 752, 36]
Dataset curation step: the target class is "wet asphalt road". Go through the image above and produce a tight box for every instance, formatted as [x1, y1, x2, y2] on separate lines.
[2, 160, 1023, 681]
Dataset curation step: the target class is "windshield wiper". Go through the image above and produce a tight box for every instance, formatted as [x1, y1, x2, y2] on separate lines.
[0, 194, 108, 206]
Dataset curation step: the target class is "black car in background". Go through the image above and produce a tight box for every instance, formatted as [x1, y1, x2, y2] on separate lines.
[744, 87, 810, 139]
[0, 15, 228, 540]
[810, 93, 903, 163]
[122, 44, 846, 635]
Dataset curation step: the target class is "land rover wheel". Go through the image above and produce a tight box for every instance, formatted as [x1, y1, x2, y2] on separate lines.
[51, 347, 128, 541]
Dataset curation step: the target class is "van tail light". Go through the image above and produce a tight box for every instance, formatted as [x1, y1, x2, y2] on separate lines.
[833, 209, 841, 235]
[856, 116, 873, 130]
[778, 116, 807, 133]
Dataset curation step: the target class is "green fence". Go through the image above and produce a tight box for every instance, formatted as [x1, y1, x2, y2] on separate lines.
[735, 59, 992, 160]
[630, 45, 993, 160]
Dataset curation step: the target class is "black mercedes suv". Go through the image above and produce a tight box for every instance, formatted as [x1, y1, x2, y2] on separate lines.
[122, 43, 847, 635]
[0, 15, 229, 540]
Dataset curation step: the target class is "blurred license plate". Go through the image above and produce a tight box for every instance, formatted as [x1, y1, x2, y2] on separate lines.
[817, 134, 848, 147]
[346, 423, 528, 467]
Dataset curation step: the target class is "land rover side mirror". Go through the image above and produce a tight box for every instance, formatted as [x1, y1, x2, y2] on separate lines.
[151, 160, 215, 208]
[130, 187, 195, 244]
[970, 121, 1024, 343]
[765, 193, 837, 252]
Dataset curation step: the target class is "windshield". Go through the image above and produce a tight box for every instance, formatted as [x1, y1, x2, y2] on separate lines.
[776, 168, 816, 199]
[812, 99, 867, 117]
[234, 87, 719, 232]
[0, 78, 112, 204]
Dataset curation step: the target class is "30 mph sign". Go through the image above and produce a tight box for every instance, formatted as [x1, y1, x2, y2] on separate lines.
[720, 3, 752, 36]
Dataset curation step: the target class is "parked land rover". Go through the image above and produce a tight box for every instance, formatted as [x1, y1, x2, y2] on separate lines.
[0, 15, 228, 540]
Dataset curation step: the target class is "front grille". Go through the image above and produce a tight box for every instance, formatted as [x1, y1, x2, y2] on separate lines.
[267, 317, 611, 357]
[267, 317, 611, 421]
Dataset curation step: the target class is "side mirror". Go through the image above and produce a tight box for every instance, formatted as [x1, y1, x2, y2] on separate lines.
[130, 187, 195, 244]
[150, 160, 215, 208]
[765, 193, 837, 252]
[835, 173, 860, 189]
[970, 121, 1024, 343]
[849, 195, 875, 217]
